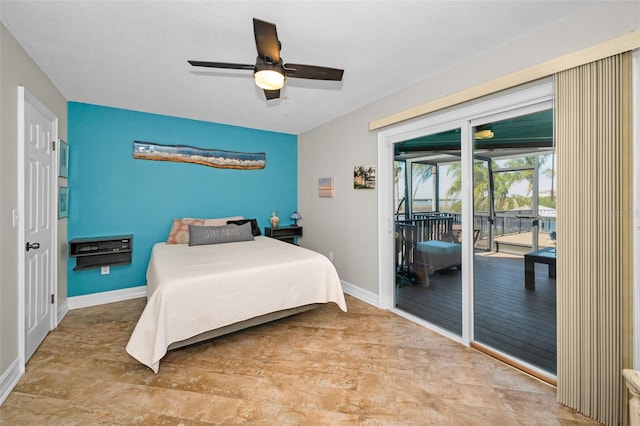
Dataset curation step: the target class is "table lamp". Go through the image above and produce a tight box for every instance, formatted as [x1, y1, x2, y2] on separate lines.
[290, 211, 301, 226]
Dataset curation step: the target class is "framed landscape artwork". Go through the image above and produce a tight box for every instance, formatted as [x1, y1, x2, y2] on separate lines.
[318, 177, 335, 198]
[58, 140, 68, 178]
[58, 186, 69, 219]
[354, 165, 376, 189]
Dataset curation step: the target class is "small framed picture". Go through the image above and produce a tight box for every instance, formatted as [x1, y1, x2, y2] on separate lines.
[58, 186, 69, 219]
[58, 140, 69, 178]
[318, 177, 335, 198]
[354, 165, 376, 189]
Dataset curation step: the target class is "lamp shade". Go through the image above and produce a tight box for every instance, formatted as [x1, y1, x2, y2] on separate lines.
[290, 211, 301, 226]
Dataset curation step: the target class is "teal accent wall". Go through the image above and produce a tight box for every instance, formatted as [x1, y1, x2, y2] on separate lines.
[67, 102, 297, 297]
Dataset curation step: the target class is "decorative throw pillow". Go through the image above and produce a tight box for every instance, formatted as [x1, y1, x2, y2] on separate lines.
[166, 218, 205, 244]
[203, 216, 244, 227]
[188, 222, 255, 246]
[226, 218, 261, 236]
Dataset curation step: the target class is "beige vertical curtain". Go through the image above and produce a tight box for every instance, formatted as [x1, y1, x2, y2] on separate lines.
[556, 52, 633, 425]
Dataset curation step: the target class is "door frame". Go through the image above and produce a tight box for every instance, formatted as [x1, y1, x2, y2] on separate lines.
[378, 78, 553, 346]
[17, 86, 59, 365]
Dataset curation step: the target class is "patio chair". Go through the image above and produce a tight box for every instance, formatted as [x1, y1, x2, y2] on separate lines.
[411, 240, 462, 287]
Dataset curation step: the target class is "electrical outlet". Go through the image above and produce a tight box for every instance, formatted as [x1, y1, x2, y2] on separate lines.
[101, 266, 110, 275]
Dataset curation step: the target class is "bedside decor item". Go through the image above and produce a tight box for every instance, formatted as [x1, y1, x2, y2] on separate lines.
[318, 177, 335, 198]
[58, 139, 69, 178]
[290, 211, 302, 226]
[58, 186, 69, 219]
[269, 211, 280, 227]
[354, 165, 376, 189]
[133, 141, 265, 170]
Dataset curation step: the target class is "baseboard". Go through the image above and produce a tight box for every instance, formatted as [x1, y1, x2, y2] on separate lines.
[67, 282, 376, 311]
[340, 280, 380, 308]
[67, 285, 147, 310]
[57, 299, 69, 324]
[0, 357, 23, 406]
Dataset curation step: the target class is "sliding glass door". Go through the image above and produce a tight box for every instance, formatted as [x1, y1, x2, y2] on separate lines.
[384, 79, 556, 379]
[472, 109, 557, 375]
[394, 129, 465, 336]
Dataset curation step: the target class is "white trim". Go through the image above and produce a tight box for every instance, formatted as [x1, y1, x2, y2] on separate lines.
[633, 48, 640, 369]
[377, 78, 553, 350]
[66, 280, 374, 315]
[460, 122, 473, 345]
[67, 282, 367, 312]
[52, 122, 59, 330]
[341, 280, 380, 308]
[377, 132, 394, 310]
[17, 87, 26, 368]
[57, 300, 69, 324]
[68, 285, 148, 310]
[0, 358, 23, 406]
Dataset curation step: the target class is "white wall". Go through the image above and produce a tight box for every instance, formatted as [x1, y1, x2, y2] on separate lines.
[298, 1, 640, 296]
[0, 22, 67, 401]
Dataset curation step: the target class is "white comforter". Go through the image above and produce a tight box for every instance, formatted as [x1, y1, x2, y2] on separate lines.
[126, 236, 347, 372]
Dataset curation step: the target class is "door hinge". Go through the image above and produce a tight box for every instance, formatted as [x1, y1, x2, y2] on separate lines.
[52, 140, 56, 151]
[51, 294, 55, 304]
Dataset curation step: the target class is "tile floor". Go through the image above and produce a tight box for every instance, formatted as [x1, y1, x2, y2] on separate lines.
[0, 295, 597, 425]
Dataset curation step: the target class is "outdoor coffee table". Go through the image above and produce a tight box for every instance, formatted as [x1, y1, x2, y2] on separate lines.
[524, 247, 556, 290]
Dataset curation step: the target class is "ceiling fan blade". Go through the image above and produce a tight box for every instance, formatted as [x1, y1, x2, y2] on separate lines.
[253, 18, 281, 63]
[188, 60, 254, 71]
[284, 63, 344, 81]
[263, 89, 280, 100]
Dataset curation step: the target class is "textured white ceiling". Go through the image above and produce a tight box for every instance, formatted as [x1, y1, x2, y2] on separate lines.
[1, 1, 602, 134]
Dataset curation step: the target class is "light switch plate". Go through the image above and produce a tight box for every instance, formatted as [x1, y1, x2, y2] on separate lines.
[12, 209, 19, 227]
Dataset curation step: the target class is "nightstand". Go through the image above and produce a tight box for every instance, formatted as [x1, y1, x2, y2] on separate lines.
[264, 226, 303, 245]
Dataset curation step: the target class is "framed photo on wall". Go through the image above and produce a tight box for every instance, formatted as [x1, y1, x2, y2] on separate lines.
[58, 186, 69, 219]
[318, 177, 335, 198]
[354, 165, 376, 189]
[58, 139, 69, 178]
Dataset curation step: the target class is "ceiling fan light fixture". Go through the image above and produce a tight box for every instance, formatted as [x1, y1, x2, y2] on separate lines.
[254, 67, 285, 90]
[189, 18, 343, 100]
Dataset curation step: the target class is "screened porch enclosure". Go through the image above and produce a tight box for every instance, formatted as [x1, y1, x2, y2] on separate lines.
[393, 108, 558, 375]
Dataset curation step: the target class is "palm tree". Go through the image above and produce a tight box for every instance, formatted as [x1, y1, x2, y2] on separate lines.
[393, 161, 405, 213]
[411, 163, 434, 207]
[445, 161, 521, 213]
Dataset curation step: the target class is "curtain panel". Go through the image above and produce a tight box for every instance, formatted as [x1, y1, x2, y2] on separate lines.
[556, 51, 633, 425]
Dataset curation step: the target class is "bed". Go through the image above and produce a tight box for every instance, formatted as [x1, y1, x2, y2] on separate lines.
[126, 227, 347, 373]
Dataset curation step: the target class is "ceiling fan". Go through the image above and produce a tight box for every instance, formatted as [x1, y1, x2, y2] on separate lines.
[188, 18, 344, 100]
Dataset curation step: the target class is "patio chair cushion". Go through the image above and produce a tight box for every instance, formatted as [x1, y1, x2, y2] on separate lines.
[416, 240, 461, 255]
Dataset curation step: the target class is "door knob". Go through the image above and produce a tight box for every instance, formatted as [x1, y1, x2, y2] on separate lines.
[26, 242, 40, 251]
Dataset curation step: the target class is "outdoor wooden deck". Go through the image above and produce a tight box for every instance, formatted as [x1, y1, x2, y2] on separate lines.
[396, 252, 556, 375]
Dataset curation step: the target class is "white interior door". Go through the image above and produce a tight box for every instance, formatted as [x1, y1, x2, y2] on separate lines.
[23, 90, 57, 361]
